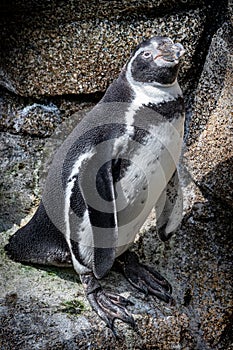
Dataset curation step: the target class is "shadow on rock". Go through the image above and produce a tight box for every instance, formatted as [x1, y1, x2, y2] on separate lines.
[198, 156, 233, 210]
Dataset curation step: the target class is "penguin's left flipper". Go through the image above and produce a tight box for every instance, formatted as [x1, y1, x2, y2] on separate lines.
[116, 251, 174, 304]
[155, 170, 183, 242]
[80, 273, 135, 331]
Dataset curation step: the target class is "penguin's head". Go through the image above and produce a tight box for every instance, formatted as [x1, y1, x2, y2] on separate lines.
[126, 36, 185, 86]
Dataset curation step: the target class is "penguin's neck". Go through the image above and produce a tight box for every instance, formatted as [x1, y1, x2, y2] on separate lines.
[121, 69, 183, 132]
[122, 66, 182, 107]
[130, 79, 182, 108]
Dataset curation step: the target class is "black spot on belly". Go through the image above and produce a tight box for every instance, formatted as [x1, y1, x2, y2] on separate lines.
[183, 288, 192, 307]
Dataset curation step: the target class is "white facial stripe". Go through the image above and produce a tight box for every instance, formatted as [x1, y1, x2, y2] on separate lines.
[123, 47, 147, 135]
[152, 40, 159, 49]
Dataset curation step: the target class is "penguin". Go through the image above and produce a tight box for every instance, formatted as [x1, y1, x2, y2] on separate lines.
[5, 36, 185, 329]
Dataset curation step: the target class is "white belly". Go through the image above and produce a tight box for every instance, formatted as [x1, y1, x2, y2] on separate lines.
[115, 117, 184, 256]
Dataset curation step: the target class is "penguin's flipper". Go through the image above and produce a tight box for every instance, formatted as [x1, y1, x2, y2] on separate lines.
[155, 170, 183, 241]
[116, 251, 174, 304]
[81, 158, 118, 279]
[80, 273, 135, 331]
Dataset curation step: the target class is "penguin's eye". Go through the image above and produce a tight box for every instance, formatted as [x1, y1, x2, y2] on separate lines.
[142, 51, 152, 59]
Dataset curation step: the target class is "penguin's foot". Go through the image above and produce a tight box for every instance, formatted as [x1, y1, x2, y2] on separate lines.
[80, 273, 135, 331]
[116, 251, 174, 304]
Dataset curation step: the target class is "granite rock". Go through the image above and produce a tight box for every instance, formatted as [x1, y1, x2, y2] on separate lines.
[0, 5, 206, 96]
[0, 87, 97, 137]
[0, 132, 44, 231]
[184, 23, 233, 208]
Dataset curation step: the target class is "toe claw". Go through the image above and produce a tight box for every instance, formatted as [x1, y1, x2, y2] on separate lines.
[105, 292, 134, 307]
[80, 273, 135, 329]
[117, 251, 174, 304]
[150, 289, 172, 304]
[97, 290, 135, 327]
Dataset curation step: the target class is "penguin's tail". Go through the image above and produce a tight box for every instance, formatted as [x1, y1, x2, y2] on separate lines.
[5, 224, 42, 265]
[5, 202, 72, 267]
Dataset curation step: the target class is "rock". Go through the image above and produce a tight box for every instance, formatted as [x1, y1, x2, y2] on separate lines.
[0, 89, 62, 137]
[0, 0, 207, 16]
[184, 23, 233, 208]
[0, 132, 44, 231]
[0, 87, 97, 137]
[0, 5, 206, 96]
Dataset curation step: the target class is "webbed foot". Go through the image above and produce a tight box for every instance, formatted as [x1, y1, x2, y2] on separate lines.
[116, 251, 174, 304]
[80, 273, 135, 331]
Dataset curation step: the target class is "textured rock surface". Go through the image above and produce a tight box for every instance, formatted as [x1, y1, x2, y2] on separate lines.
[184, 23, 233, 208]
[0, 0, 232, 349]
[0, 132, 44, 232]
[0, 87, 97, 136]
[0, 5, 206, 96]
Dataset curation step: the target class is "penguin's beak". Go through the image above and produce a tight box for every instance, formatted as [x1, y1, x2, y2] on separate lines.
[155, 42, 185, 62]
